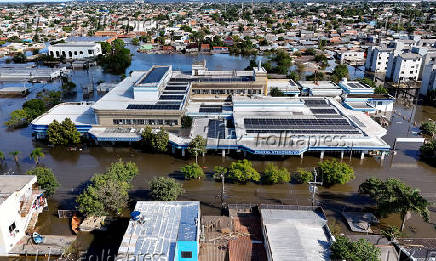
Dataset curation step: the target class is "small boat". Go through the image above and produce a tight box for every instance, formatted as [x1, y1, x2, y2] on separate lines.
[71, 214, 81, 234]
[32, 232, 44, 244]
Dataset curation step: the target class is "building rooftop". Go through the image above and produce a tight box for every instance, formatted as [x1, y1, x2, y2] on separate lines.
[117, 201, 200, 260]
[32, 102, 96, 126]
[138, 66, 170, 85]
[260, 205, 331, 261]
[0, 175, 36, 205]
[50, 42, 99, 48]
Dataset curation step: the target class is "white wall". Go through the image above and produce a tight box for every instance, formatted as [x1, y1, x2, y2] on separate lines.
[0, 176, 39, 256]
[49, 43, 102, 59]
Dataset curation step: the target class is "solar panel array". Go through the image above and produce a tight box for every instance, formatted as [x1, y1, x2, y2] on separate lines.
[159, 95, 184, 100]
[244, 118, 358, 133]
[139, 66, 169, 84]
[126, 104, 180, 110]
[310, 108, 337, 114]
[164, 86, 188, 91]
[304, 99, 328, 107]
[348, 82, 370, 89]
[199, 105, 223, 113]
[208, 119, 225, 139]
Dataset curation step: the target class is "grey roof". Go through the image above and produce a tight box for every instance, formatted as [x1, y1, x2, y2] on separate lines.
[0, 175, 36, 205]
[117, 201, 199, 260]
[260, 206, 331, 261]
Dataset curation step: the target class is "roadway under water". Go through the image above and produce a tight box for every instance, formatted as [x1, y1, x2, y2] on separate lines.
[1, 53, 436, 256]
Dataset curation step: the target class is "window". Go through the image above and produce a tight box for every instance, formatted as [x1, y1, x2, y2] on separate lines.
[80, 51, 83, 54]
[74, 51, 77, 55]
[181, 251, 192, 258]
[377, 101, 383, 105]
[88, 50, 93, 55]
[9, 223, 16, 233]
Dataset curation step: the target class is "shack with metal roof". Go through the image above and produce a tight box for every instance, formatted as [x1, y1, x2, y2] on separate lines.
[117, 201, 200, 261]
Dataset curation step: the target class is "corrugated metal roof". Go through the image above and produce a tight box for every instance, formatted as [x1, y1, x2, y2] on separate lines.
[260, 208, 331, 261]
[117, 201, 199, 260]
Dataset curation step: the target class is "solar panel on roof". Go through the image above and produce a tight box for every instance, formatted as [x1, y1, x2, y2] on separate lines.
[126, 104, 180, 110]
[310, 108, 337, 114]
[246, 129, 360, 134]
[199, 105, 223, 113]
[304, 99, 328, 107]
[208, 119, 225, 139]
[244, 118, 354, 131]
[159, 95, 184, 100]
[139, 66, 169, 84]
[164, 86, 188, 91]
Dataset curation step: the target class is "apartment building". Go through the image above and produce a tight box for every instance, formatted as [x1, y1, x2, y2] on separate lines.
[386, 53, 422, 83]
[365, 46, 393, 72]
[421, 63, 436, 95]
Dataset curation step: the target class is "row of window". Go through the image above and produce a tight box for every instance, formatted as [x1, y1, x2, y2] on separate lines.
[192, 89, 262, 95]
[113, 119, 178, 126]
[50, 50, 94, 57]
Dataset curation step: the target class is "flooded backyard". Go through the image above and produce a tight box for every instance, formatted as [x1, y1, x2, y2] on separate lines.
[1, 52, 436, 256]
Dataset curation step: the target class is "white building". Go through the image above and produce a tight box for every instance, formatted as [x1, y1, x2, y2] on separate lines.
[0, 175, 46, 256]
[386, 53, 422, 83]
[421, 63, 436, 95]
[365, 46, 393, 72]
[337, 50, 365, 65]
[48, 42, 102, 59]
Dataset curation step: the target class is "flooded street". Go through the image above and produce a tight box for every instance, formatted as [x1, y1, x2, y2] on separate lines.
[1, 53, 436, 255]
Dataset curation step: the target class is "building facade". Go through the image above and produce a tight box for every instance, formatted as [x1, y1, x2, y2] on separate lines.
[421, 63, 436, 95]
[48, 42, 102, 59]
[0, 175, 46, 256]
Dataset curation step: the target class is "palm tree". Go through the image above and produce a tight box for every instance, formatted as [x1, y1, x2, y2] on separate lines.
[9, 151, 20, 164]
[0, 151, 4, 162]
[30, 148, 45, 165]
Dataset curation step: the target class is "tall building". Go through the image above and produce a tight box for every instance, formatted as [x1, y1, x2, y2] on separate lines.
[364, 46, 393, 72]
[421, 63, 436, 95]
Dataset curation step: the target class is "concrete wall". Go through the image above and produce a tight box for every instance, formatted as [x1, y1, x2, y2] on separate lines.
[0, 177, 37, 256]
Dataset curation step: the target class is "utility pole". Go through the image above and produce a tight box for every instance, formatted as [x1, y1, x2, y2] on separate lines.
[308, 168, 322, 206]
[220, 173, 225, 207]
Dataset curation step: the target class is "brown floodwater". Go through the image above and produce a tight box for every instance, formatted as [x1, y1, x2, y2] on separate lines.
[1, 61, 436, 257]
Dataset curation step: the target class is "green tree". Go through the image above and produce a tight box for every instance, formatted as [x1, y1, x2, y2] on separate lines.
[270, 87, 285, 97]
[47, 118, 81, 145]
[261, 163, 290, 184]
[152, 129, 169, 153]
[12, 52, 26, 63]
[227, 159, 260, 184]
[187, 135, 207, 158]
[0, 151, 4, 162]
[213, 166, 228, 181]
[330, 236, 381, 261]
[420, 140, 436, 158]
[359, 177, 430, 231]
[22, 99, 46, 120]
[76, 159, 138, 216]
[374, 86, 388, 94]
[97, 39, 131, 75]
[181, 115, 193, 128]
[30, 148, 45, 165]
[318, 159, 355, 186]
[9, 151, 20, 164]
[381, 225, 402, 241]
[5, 109, 29, 128]
[420, 121, 436, 137]
[292, 168, 313, 184]
[26, 167, 59, 197]
[181, 163, 205, 180]
[131, 37, 140, 46]
[149, 177, 184, 201]
[331, 64, 349, 83]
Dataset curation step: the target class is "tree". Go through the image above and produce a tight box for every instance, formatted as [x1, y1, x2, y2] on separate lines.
[22, 99, 46, 120]
[9, 151, 20, 164]
[318, 159, 355, 186]
[12, 52, 26, 63]
[227, 159, 261, 184]
[381, 225, 402, 241]
[149, 177, 184, 201]
[181, 115, 193, 128]
[152, 129, 169, 153]
[330, 236, 381, 261]
[261, 163, 290, 184]
[420, 140, 436, 158]
[5, 109, 29, 128]
[30, 148, 45, 165]
[420, 121, 436, 137]
[270, 87, 285, 97]
[188, 135, 207, 158]
[358, 77, 376, 88]
[47, 118, 81, 145]
[181, 163, 205, 180]
[26, 167, 59, 197]
[359, 177, 430, 231]
[97, 39, 131, 75]
[213, 166, 228, 181]
[0, 151, 4, 162]
[292, 168, 313, 184]
[331, 64, 349, 83]
[374, 86, 388, 94]
[76, 159, 138, 216]
[131, 37, 140, 46]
